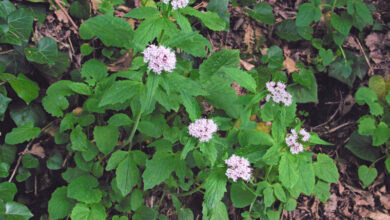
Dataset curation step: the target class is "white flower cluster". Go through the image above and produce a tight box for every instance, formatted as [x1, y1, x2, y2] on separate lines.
[143, 44, 176, 74]
[188, 119, 218, 142]
[285, 128, 311, 154]
[265, 81, 293, 106]
[225, 155, 252, 182]
[162, 0, 189, 10]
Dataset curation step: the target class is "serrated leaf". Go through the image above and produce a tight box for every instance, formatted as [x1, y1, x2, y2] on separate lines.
[295, 3, 321, 27]
[70, 125, 88, 151]
[0, 73, 39, 104]
[203, 168, 227, 209]
[357, 115, 376, 136]
[372, 122, 390, 146]
[246, 2, 274, 25]
[275, 19, 301, 42]
[354, 1, 373, 25]
[25, 37, 58, 66]
[94, 126, 119, 154]
[313, 181, 330, 203]
[48, 186, 76, 220]
[199, 49, 240, 82]
[355, 86, 383, 116]
[279, 152, 299, 188]
[209, 201, 229, 220]
[99, 80, 142, 107]
[180, 91, 201, 122]
[142, 152, 175, 190]
[223, 67, 257, 93]
[313, 154, 338, 183]
[180, 7, 226, 31]
[108, 113, 133, 127]
[164, 31, 211, 57]
[70, 203, 106, 220]
[67, 175, 102, 203]
[5, 122, 40, 144]
[116, 155, 139, 196]
[68, 82, 92, 95]
[0, 9, 33, 45]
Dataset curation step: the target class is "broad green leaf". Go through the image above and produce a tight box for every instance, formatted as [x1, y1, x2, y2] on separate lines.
[46, 152, 63, 170]
[246, 2, 274, 25]
[178, 208, 194, 220]
[357, 115, 376, 136]
[313, 154, 338, 183]
[180, 91, 201, 121]
[67, 175, 102, 204]
[69, 0, 90, 19]
[330, 12, 352, 36]
[203, 168, 227, 209]
[0, 182, 17, 201]
[0, 162, 9, 178]
[48, 186, 76, 220]
[165, 73, 207, 96]
[138, 121, 163, 138]
[199, 49, 240, 82]
[108, 113, 133, 127]
[0, 9, 33, 45]
[372, 122, 390, 146]
[355, 86, 383, 116]
[275, 19, 301, 42]
[358, 165, 377, 187]
[295, 3, 321, 27]
[0, 73, 39, 104]
[80, 43, 93, 56]
[263, 186, 275, 208]
[328, 59, 354, 87]
[346, 132, 381, 162]
[81, 59, 108, 86]
[70, 203, 106, 220]
[5, 122, 40, 144]
[354, 0, 373, 25]
[99, 80, 142, 106]
[9, 102, 47, 127]
[142, 152, 175, 190]
[116, 155, 139, 196]
[313, 181, 330, 203]
[130, 189, 144, 211]
[230, 183, 255, 208]
[238, 129, 274, 147]
[94, 126, 119, 154]
[140, 73, 159, 114]
[22, 154, 39, 168]
[207, 0, 230, 28]
[0, 0, 16, 19]
[68, 82, 92, 95]
[5, 202, 33, 220]
[164, 31, 211, 57]
[0, 144, 16, 164]
[133, 206, 157, 220]
[308, 133, 333, 146]
[385, 91, 390, 105]
[0, 93, 11, 121]
[288, 69, 318, 103]
[209, 201, 229, 220]
[285, 198, 297, 211]
[180, 7, 226, 31]
[70, 125, 88, 151]
[319, 48, 333, 66]
[80, 14, 133, 48]
[279, 152, 299, 188]
[261, 46, 284, 69]
[290, 152, 315, 196]
[25, 37, 58, 65]
[273, 183, 287, 202]
[124, 7, 159, 19]
[223, 67, 257, 93]
[368, 75, 386, 98]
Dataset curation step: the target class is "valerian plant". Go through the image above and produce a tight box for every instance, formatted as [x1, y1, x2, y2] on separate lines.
[0, 0, 340, 219]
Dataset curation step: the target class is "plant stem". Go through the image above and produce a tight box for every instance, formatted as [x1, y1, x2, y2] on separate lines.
[265, 165, 273, 182]
[331, 0, 337, 15]
[126, 109, 142, 152]
[339, 46, 347, 63]
[370, 155, 387, 168]
[174, 183, 203, 197]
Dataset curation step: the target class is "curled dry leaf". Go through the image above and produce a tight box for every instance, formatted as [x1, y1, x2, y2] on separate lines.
[380, 194, 390, 209]
[239, 59, 255, 71]
[283, 56, 299, 74]
[368, 211, 390, 220]
[54, 9, 69, 24]
[27, 143, 45, 159]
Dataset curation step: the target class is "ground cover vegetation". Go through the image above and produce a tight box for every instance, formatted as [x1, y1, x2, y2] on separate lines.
[0, 0, 389, 219]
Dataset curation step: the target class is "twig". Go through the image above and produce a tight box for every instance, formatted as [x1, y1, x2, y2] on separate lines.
[0, 49, 14, 55]
[313, 91, 343, 130]
[326, 121, 355, 134]
[8, 140, 34, 182]
[52, 0, 79, 32]
[355, 36, 374, 76]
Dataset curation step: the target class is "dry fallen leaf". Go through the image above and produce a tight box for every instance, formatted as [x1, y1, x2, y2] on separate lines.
[27, 143, 45, 159]
[239, 59, 255, 71]
[283, 56, 299, 74]
[54, 9, 68, 24]
[380, 194, 390, 209]
[365, 33, 384, 51]
[243, 23, 255, 54]
[368, 211, 390, 220]
[324, 194, 337, 218]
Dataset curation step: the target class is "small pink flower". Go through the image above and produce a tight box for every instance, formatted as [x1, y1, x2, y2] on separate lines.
[143, 44, 176, 74]
[265, 81, 293, 106]
[225, 155, 252, 182]
[162, 0, 189, 10]
[188, 119, 218, 142]
[285, 128, 311, 154]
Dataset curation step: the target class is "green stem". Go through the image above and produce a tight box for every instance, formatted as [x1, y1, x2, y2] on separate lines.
[158, 191, 166, 208]
[126, 109, 142, 152]
[370, 155, 387, 168]
[265, 165, 273, 182]
[339, 46, 347, 64]
[174, 183, 203, 197]
[242, 183, 257, 196]
[331, 0, 337, 15]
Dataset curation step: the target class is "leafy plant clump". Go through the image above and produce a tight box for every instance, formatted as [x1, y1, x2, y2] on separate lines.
[0, 0, 365, 219]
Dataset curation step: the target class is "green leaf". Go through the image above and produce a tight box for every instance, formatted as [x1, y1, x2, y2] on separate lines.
[99, 80, 142, 107]
[346, 131, 382, 162]
[67, 175, 102, 204]
[203, 168, 227, 209]
[354, 1, 373, 25]
[263, 186, 275, 208]
[180, 91, 201, 122]
[133, 206, 157, 220]
[308, 133, 333, 146]
[5, 122, 40, 144]
[68, 82, 92, 95]
[246, 2, 274, 24]
[36, 52, 70, 77]
[357, 115, 376, 136]
[0, 182, 17, 202]
[355, 86, 383, 116]
[330, 12, 352, 36]
[295, 3, 321, 27]
[93, 126, 119, 154]
[238, 129, 274, 147]
[70, 203, 106, 220]
[284, 198, 297, 211]
[313, 181, 330, 203]
[142, 152, 175, 190]
[372, 122, 390, 146]
[313, 154, 338, 183]
[81, 59, 108, 86]
[80, 43, 93, 56]
[0, 92, 11, 121]
[289, 69, 318, 103]
[275, 19, 301, 42]
[279, 152, 299, 188]
[46, 152, 63, 170]
[70, 125, 88, 151]
[25, 37, 58, 66]
[230, 183, 255, 208]
[130, 189, 144, 211]
[48, 186, 76, 220]
[69, 0, 90, 19]
[273, 183, 287, 202]
[108, 113, 133, 127]
[368, 75, 386, 98]
[385, 91, 390, 105]
[0, 0, 16, 19]
[209, 201, 229, 220]
[0, 9, 33, 45]
[80, 14, 133, 48]
[9, 102, 47, 127]
[164, 31, 211, 57]
[223, 67, 257, 93]
[22, 154, 39, 168]
[385, 156, 390, 173]
[207, 0, 230, 29]
[0, 162, 9, 178]
[138, 121, 163, 138]
[4, 202, 33, 220]
[319, 48, 333, 66]
[116, 155, 139, 196]
[180, 7, 226, 31]
[165, 73, 207, 96]
[124, 7, 159, 19]
[0, 73, 39, 104]
[262, 46, 284, 69]
[199, 49, 240, 82]
[178, 208, 194, 220]
[358, 165, 377, 187]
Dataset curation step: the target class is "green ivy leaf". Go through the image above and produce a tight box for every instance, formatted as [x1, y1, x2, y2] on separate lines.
[357, 115, 376, 136]
[48, 186, 76, 220]
[313, 154, 339, 183]
[46, 152, 63, 170]
[25, 37, 58, 66]
[93, 126, 119, 154]
[67, 175, 102, 204]
[313, 181, 330, 203]
[346, 131, 382, 162]
[295, 3, 321, 27]
[203, 168, 227, 209]
[0, 9, 33, 45]
[372, 122, 390, 146]
[0, 182, 17, 201]
[275, 20, 301, 42]
[279, 152, 298, 189]
[4, 201, 33, 220]
[5, 122, 40, 144]
[358, 165, 377, 188]
[70, 203, 106, 220]
[0, 73, 39, 104]
[355, 86, 384, 116]
[142, 152, 175, 190]
[289, 69, 318, 103]
[116, 155, 139, 196]
[319, 48, 333, 66]
[70, 125, 88, 151]
[330, 12, 352, 36]
[246, 2, 274, 25]
[80, 14, 133, 48]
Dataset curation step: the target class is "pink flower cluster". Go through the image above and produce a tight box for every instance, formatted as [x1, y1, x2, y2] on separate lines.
[143, 44, 176, 74]
[188, 119, 218, 142]
[285, 128, 311, 154]
[225, 155, 252, 182]
[162, 0, 189, 10]
[265, 81, 293, 106]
